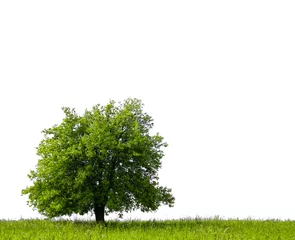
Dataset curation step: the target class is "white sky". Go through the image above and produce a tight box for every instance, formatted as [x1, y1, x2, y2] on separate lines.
[1, 0, 295, 221]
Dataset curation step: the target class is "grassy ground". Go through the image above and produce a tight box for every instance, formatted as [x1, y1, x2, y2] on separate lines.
[1, 217, 295, 239]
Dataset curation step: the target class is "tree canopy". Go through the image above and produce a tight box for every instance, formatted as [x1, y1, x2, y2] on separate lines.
[22, 98, 174, 222]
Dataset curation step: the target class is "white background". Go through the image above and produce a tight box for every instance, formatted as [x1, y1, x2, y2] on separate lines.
[1, 1, 295, 220]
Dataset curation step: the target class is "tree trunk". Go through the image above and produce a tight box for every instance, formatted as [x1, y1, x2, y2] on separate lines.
[94, 204, 105, 223]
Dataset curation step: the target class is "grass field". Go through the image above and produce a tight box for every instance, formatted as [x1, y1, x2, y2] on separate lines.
[1, 217, 295, 239]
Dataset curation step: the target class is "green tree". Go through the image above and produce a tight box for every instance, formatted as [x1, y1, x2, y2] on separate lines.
[22, 98, 174, 222]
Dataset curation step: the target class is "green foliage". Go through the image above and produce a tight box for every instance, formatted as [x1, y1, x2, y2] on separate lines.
[1, 218, 295, 239]
[22, 98, 174, 221]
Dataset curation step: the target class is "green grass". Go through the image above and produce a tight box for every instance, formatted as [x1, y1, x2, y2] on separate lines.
[1, 217, 295, 239]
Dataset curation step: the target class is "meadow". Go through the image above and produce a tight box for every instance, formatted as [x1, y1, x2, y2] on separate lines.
[1, 217, 295, 239]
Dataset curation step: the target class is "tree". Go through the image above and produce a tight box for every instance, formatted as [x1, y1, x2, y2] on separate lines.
[22, 98, 174, 222]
